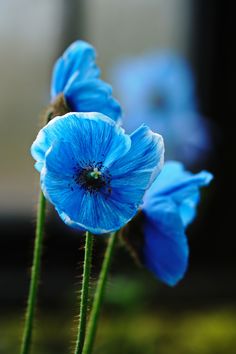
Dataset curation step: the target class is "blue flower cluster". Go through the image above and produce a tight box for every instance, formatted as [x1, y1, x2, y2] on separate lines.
[111, 52, 211, 166]
[31, 41, 213, 285]
[32, 41, 164, 234]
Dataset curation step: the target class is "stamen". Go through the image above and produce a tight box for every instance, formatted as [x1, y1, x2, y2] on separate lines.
[74, 161, 112, 195]
[89, 168, 102, 180]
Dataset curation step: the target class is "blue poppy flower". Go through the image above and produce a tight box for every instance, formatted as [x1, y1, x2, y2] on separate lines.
[31, 112, 164, 234]
[142, 161, 213, 286]
[51, 40, 121, 121]
[111, 52, 211, 165]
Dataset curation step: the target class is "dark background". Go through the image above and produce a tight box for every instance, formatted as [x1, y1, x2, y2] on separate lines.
[0, 1, 235, 353]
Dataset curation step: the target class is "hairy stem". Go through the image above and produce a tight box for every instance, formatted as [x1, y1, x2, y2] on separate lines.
[20, 191, 46, 354]
[74, 231, 94, 354]
[82, 232, 117, 354]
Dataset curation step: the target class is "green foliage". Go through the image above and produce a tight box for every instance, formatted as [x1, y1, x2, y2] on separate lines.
[1, 306, 236, 354]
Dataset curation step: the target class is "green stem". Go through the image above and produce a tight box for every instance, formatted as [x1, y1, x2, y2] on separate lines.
[74, 231, 94, 354]
[82, 232, 117, 354]
[20, 191, 46, 354]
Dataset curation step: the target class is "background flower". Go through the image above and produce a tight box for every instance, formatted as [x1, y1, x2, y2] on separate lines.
[142, 161, 213, 286]
[111, 52, 211, 165]
[51, 40, 121, 121]
[31, 112, 164, 234]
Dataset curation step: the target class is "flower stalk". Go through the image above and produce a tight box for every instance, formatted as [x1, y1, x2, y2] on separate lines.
[20, 191, 46, 354]
[82, 231, 117, 354]
[74, 231, 94, 354]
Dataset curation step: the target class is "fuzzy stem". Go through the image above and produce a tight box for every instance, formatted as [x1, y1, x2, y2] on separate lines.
[82, 232, 117, 354]
[20, 191, 46, 354]
[74, 231, 94, 354]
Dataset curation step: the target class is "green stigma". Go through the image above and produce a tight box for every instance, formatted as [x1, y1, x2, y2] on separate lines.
[89, 167, 102, 180]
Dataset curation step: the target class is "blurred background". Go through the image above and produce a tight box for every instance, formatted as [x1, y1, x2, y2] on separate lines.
[0, 0, 235, 353]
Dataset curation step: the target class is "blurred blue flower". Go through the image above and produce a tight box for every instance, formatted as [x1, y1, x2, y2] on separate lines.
[142, 161, 213, 286]
[51, 40, 121, 121]
[111, 52, 211, 165]
[31, 112, 164, 234]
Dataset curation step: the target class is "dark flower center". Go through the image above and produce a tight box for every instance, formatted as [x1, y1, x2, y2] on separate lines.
[150, 92, 167, 111]
[74, 162, 111, 194]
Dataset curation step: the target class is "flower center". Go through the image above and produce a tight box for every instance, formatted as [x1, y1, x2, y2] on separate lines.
[150, 92, 166, 111]
[74, 163, 111, 194]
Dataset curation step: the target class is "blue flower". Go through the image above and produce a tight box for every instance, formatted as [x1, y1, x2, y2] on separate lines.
[111, 52, 211, 165]
[51, 40, 121, 121]
[142, 161, 213, 286]
[31, 112, 164, 234]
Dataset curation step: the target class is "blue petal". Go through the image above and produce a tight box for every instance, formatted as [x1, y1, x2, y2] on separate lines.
[31, 112, 130, 172]
[56, 192, 139, 235]
[143, 199, 189, 286]
[31, 115, 72, 171]
[144, 161, 213, 226]
[40, 140, 84, 206]
[145, 161, 186, 195]
[55, 209, 85, 232]
[34, 161, 44, 173]
[40, 142, 94, 229]
[109, 124, 164, 186]
[84, 125, 162, 227]
[179, 192, 200, 227]
[64, 79, 122, 121]
[40, 165, 84, 216]
[51, 40, 100, 99]
[44, 141, 78, 176]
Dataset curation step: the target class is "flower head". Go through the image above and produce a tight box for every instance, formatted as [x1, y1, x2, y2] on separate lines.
[31, 112, 164, 234]
[111, 52, 211, 165]
[142, 161, 213, 285]
[50, 40, 121, 121]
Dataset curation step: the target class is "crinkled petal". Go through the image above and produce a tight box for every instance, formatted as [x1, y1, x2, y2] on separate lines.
[106, 125, 164, 214]
[31, 114, 76, 170]
[64, 79, 121, 121]
[31, 112, 130, 172]
[110, 124, 164, 186]
[51, 40, 100, 99]
[34, 161, 44, 173]
[143, 199, 189, 286]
